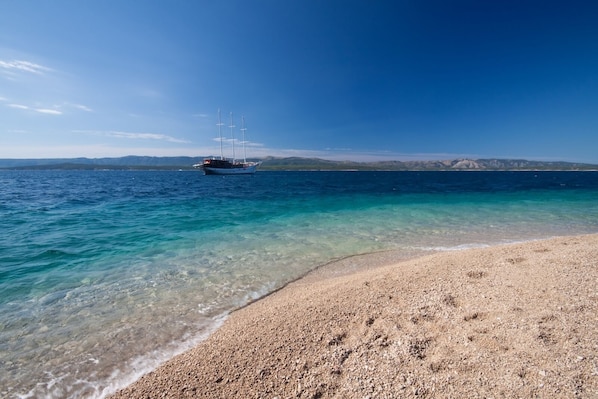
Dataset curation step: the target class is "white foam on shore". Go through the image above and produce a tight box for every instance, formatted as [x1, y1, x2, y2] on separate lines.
[97, 313, 226, 399]
[417, 243, 492, 252]
[9, 313, 227, 399]
[415, 236, 560, 253]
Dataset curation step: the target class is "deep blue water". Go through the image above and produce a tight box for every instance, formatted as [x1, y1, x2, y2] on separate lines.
[1, 170, 597, 398]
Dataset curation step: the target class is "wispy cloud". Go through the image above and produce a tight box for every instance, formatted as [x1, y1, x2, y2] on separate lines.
[75, 130, 190, 144]
[0, 60, 53, 76]
[6, 103, 62, 115]
[8, 103, 30, 110]
[60, 102, 93, 112]
[107, 131, 188, 143]
[212, 137, 263, 148]
[36, 108, 63, 115]
[71, 103, 93, 112]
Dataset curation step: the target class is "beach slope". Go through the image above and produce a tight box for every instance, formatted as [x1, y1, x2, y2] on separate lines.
[111, 234, 598, 398]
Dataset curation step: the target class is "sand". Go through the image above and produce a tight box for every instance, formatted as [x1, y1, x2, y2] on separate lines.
[110, 234, 598, 398]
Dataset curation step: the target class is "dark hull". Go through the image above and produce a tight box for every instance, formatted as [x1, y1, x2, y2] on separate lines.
[201, 158, 259, 175]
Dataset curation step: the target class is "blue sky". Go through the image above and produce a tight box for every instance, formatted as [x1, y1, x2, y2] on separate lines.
[1, 1, 597, 162]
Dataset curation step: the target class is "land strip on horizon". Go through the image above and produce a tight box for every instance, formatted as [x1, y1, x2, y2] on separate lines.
[1, 157, 597, 171]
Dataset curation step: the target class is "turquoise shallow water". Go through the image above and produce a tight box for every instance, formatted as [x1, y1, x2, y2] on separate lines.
[1, 170, 597, 398]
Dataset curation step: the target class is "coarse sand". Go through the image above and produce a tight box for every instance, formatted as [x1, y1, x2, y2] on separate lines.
[111, 234, 598, 398]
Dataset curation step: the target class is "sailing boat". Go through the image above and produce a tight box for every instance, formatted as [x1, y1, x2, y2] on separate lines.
[198, 110, 261, 175]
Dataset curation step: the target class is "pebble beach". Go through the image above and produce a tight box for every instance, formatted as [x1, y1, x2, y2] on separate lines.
[111, 234, 598, 398]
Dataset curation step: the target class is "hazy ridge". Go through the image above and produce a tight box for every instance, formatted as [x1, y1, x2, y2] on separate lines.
[0, 156, 596, 171]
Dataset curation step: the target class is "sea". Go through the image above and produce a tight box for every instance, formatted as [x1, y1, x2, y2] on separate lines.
[1, 170, 597, 398]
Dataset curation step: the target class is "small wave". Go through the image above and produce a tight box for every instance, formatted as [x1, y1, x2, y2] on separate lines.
[94, 313, 228, 399]
[417, 243, 493, 252]
[416, 236, 552, 252]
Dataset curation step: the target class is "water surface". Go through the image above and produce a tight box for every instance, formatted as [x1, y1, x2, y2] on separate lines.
[1, 170, 597, 398]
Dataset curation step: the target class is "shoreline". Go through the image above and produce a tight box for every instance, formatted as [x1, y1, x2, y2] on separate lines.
[110, 234, 598, 398]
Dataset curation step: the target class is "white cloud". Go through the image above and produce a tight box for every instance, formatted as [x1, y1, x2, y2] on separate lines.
[8, 103, 29, 110]
[63, 103, 93, 112]
[6, 103, 62, 115]
[211, 137, 264, 151]
[0, 60, 52, 76]
[74, 130, 190, 144]
[35, 108, 62, 115]
[73, 104, 93, 112]
[106, 131, 189, 144]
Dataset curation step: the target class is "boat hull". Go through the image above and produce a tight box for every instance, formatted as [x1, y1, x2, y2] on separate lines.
[203, 163, 259, 175]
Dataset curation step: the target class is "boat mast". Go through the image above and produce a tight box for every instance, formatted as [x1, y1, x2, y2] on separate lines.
[217, 109, 224, 160]
[241, 116, 247, 164]
[229, 112, 236, 162]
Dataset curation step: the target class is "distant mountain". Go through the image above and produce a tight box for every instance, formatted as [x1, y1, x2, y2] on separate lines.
[0, 156, 203, 170]
[0, 156, 596, 171]
[259, 157, 597, 171]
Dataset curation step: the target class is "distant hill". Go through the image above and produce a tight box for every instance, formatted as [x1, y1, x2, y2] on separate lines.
[0, 156, 203, 170]
[258, 157, 597, 171]
[0, 156, 596, 171]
